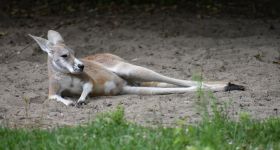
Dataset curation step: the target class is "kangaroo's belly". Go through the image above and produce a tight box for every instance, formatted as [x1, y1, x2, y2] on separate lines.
[58, 75, 124, 96]
[91, 80, 124, 96]
[59, 77, 84, 94]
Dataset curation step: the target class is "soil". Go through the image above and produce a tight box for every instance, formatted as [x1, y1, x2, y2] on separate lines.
[0, 12, 279, 128]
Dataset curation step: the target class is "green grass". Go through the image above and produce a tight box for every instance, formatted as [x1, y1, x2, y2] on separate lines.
[1, 106, 280, 150]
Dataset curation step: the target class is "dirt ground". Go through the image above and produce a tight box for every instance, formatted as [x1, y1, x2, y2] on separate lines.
[0, 11, 279, 128]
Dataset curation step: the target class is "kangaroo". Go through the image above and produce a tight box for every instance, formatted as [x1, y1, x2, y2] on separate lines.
[29, 30, 244, 106]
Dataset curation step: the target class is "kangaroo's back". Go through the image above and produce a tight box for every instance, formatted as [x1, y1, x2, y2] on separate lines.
[83, 53, 125, 67]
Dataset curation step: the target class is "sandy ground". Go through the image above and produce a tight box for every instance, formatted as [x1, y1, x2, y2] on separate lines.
[0, 12, 279, 128]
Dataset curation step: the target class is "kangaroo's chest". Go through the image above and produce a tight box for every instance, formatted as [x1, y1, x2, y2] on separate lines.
[59, 76, 84, 94]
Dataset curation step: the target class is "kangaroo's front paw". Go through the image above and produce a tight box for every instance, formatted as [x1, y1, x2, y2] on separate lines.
[75, 100, 87, 108]
[49, 95, 75, 106]
[65, 101, 75, 106]
[224, 82, 245, 91]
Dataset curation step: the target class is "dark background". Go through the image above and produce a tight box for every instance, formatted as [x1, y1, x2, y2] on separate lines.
[1, 0, 280, 18]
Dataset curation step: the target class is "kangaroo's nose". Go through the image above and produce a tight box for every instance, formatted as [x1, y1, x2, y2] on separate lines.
[78, 64, 84, 70]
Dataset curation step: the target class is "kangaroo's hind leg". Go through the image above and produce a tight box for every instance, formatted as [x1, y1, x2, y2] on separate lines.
[84, 54, 245, 92]
[108, 62, 199, 87]
[109, 62, 226, 90]
[83, 54, 200, 87]
[108, 62, 245, 92]
[138, 82, 177, 88]
[121, 86, 197, 95]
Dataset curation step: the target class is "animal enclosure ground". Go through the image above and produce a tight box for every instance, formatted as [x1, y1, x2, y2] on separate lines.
[0, 11, 279, 128]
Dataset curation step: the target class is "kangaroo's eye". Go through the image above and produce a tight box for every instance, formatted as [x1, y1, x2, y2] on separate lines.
[61, 54, 68, 58]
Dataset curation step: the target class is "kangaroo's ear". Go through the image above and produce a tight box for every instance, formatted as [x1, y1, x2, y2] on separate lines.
[48, 30, 64, 44]
[29, 34, 54, 54]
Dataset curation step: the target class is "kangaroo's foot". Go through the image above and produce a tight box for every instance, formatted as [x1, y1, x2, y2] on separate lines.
[224, 82, 245, 91]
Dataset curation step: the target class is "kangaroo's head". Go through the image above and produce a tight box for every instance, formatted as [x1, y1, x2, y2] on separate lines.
[29, 30, 84, 74]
